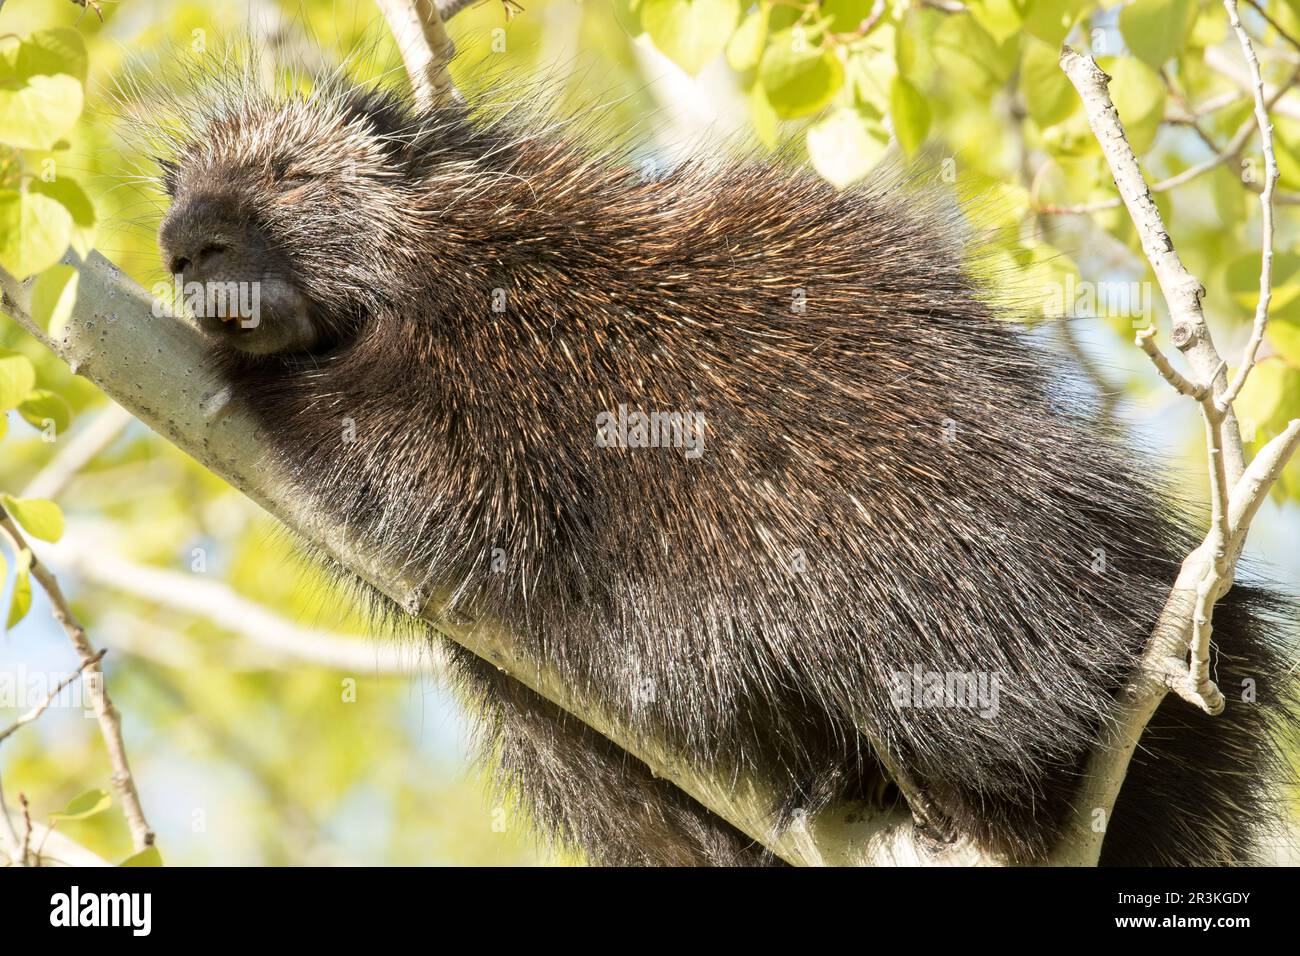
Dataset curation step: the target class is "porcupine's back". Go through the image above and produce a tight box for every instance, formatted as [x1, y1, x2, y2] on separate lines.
[147, 65, 1297, 863]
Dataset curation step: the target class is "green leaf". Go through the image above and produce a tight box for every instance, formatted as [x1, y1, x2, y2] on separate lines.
[121, 846, 164, 867]
[1021, 0, 1089, 46]
[641, 0, 740, 75]
[1235, 358, 1289, 424]
[0, 189, 74, 279]
[823, 0, 878, 32]
[1225, 250, 1300, 323]
[2, 29, 89, 83]
[29, 264, 79, 338]
[1210, 164, 1246, 225]
[889, 76, 930, 156]
[750, 82, 780, 149]
[1021, 36, 1078, 128]
[807, 108, 888, 188]
[767, 3, 803, 32]
[0, 351, 36, 412]
[52, 789, 112, 822]
[18, 389, 71, 435]
[1120, 0, 1197, 70]
[6, 549, 31, 631]
[968, 0, 1024, 43]
[1274, 118, 1300, 192]
[846, 43, 895, 115]
[1269, 320, 1300, 366]
[2, 495, 65, 543]
[0, 73, 82, 151]
[759, 34, 846, 119]
[1190, 6, 1228, 47]
[30, 178, 95, 258]
[933, 13, 1014, 94]
[1105, 57, 1166, 154]
[726, 9, 767, 71]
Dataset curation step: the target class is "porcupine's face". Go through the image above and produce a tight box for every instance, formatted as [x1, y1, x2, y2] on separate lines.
[157, 89, 411, 357]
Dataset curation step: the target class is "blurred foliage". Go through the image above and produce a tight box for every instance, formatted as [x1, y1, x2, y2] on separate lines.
[0, 0, 1298, 864]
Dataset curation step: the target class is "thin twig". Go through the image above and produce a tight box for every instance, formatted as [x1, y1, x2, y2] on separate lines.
[0, 507, 154, 851]
[1050, 45, 1300, 866]
[1034, 68, 1298, 216]
[1205, 42, 1300, 120]
[1218, 0, 1282, 411]
[1164, 88, 1245, 125]
[1246, 0, 1300, 55]
[1187, 399, 1232, 715]
[1136, 327, 1209, 399]
[0, 772, 23, 865]
[1059, 48, 1247, 487]
[0, 650, 107, 744]
[18, 793, 31, 866]
[21, 405, 133, 501]
[854, 0, 887, 37]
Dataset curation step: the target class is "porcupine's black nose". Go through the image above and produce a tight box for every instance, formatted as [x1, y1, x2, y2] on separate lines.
[158, 192, 243, 283]
[166, 241, 229, 280]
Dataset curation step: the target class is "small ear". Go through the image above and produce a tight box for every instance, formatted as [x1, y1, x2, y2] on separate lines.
[154, 156, 179, 195]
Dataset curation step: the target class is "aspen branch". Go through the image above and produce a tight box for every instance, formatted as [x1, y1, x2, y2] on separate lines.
[0, 503, 154, 852]
[27, 822, 114, 866]
[45, 526, 432, 677]
[1059, 48, 1246, 483]
[21, 404, 133, 501]
[1050, 37, 1300, 866]
[374, 0, 459, 109]
[0, 801, 113, 867]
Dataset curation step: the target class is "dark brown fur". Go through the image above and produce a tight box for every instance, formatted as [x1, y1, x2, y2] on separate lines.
[141, 64, 1297, 865]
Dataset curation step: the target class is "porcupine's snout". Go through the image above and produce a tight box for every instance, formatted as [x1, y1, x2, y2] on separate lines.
[158, 191, 316, 358]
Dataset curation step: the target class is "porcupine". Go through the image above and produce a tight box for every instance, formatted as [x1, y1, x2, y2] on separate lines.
[140, 55, 1298, 866]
